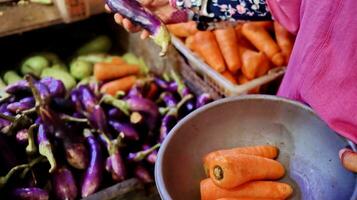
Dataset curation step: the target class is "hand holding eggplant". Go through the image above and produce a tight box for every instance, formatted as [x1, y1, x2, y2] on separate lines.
[105, 0, 173, 56]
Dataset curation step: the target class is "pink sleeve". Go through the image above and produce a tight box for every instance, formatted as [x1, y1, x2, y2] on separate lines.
[276, 0, 357, 143]
[266, 0, 302, 34]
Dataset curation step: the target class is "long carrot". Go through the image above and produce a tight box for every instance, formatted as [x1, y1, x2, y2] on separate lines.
[107, 56, 125, 65]
[274, 22, 295, 65]
[208, 154, 285, 189]
[185, 35, 195, 51]
[240, 48, 269, 80]
[194, 31, 226, 72]
[201, 179, 293, 200]
[145, 82, 159, 100]
[222, 71, 238, 85]
[167, 21, 198, 37]
[235, 24, 256, 50]
[339, 148, 357, 173]
[237, 75, 260, 94]
[203, 145, 279, 176]
[100, 75, 137, 95]
[94, 62, 140, 81]
[241, 23, 284, 66]
[214, 27, 242, 73]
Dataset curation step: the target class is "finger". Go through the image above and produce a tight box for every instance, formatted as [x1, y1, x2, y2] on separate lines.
[340, 148, 357, 173]
[123, 19, 141, 33]
[114, 14, 124, 25]
[104, 4, 111, 13]
[139, 0, 154, 6]
[140, 31, 150, 39]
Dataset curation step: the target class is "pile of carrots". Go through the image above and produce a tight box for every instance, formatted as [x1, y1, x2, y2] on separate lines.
[168, 21, 295, 93]
[94, 56, 140, 95]
[200, 145, 293, 200]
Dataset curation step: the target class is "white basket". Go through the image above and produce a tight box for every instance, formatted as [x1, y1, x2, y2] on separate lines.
[171, 36, 286, 96]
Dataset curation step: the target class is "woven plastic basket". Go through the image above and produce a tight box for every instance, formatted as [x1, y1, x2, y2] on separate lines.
[171, 36, 286, 97]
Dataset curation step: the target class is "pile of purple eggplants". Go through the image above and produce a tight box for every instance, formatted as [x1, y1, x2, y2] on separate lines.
[0, 70, 212, 200]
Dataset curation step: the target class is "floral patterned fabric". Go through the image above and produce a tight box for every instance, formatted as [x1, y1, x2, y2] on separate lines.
[207, 0, 272, 21]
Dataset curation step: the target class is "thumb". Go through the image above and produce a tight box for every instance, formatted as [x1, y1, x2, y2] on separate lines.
[339, 148, 357, 172]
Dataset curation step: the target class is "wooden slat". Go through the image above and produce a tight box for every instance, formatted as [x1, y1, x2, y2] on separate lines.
[0, 3, 63, 37]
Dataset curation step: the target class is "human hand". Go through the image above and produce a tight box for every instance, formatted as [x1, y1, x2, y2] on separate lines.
[105, 0, 176, 39]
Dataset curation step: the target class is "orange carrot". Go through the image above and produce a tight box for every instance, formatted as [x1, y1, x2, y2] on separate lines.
[167, 21, 198, 37]
[235, 24, 256, 50]
[240, 48, 269, 80]
[214, 27, 242, 73]
[203, 145, 278, 176]
[208, 154, 285, 189]
[201, 179, 293, 200]
[107, 56, 125, 65]
[339, 148, 357, 173]
[185, 36, 195, 51]
[194, 31, 226, 72]
[100, 76, 137, 95]
[145, 82, 158, 99]
[222, 71, 238, 84]
[94, 62, 140, 81]
[241, 23, 284, 66]
[274, 22, 295, 65]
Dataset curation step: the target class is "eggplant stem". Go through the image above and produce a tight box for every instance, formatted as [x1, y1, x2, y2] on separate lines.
[25, 75, 43, 108]
[0, 156, 44, 189]
[100, 95, 130, 116]
[133, 143, 161, 162]
[0, 113, 16, 122]
[61, 114, 89, 123]
[22, 107, 37, 115]
[26, 124, 38, 155]
[130, 112, 143, 124]
[170, 70, 185, 96]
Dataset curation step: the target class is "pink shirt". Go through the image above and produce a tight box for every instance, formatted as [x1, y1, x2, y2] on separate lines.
[267, 0, 357, 143]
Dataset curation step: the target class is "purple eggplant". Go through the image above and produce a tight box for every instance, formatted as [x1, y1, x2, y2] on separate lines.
[196, 93, 213, 108]
[78, 85, 97, 111]
[37, 124, 56, 173]
[52, 166, 78, 200]
[105, 149, 126, 182]
[81, 129, 103, 197]
[12, 187, 49, 200]
[134, 165, 153, 183]
[109, 120, 139, 141]
[106, 0, 170, 56]
[0, 103, 11, 128]
[70, 90, 84, 113]
[5, 80, 30, 94]
[159, 92, 178, 108]
[154, 77, 177, 93]
[102, 95, 159, 129]
[64, 139, 88, 170]
[7, 97, 35, 113]
[159, 109, 178, 142]
[40, 77, 66, 97]
[127, 143, 160, 162]
[107, 108, 125, 120]
[146, 150, 158, 164]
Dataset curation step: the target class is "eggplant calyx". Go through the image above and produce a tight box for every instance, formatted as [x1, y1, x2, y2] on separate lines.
[129, 143, 161, 162]
[150, 25, 171, 57]
[39, 141, 57, 173]
[100, 95, 130, 115]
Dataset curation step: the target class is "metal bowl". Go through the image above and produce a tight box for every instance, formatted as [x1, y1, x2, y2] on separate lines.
[155, 95, 357, 200]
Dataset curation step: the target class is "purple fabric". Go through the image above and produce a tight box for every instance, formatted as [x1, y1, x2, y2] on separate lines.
[268, 0, 357, 143]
